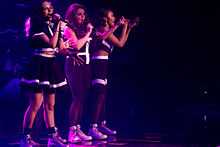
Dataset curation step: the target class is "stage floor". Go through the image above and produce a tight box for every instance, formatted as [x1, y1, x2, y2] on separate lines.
[3, 136, 216, 147]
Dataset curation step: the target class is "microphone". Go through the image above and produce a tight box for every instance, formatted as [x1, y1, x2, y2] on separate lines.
[52, 13, 68, 23]
[129, 16, 140, 26]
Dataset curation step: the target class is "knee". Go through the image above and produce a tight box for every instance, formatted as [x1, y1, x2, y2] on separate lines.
[30, 102, 42, 112]
[44, 103, 55, 111]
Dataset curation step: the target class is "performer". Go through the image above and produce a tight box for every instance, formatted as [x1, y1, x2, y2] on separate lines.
[88, 8, 138, 139]
[20, 0, 68, 146]
[63, 3, 94, 143]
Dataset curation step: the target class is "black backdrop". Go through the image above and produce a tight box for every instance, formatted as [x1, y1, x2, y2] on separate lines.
[0, 0, 220, 143]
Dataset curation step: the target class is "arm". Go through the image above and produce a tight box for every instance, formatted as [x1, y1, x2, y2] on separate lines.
[96, 16, 127, 40]
[63, 23, 93, 50]
[31, 21, 62, 48]
[114, 18, 138, 47]
[96, 24, 120, 40]
[107, 21, 130, 48]
[57, 21, 69, 51]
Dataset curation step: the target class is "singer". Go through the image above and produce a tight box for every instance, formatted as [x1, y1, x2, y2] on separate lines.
[20, 0, 68, 146]
[62, 3, 94, 143]
[88, 8, 137, 139]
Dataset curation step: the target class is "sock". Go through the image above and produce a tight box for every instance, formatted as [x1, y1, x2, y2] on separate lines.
[47, 127, 57, 137]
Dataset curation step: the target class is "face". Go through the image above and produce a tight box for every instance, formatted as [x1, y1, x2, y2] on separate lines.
[106, 10, 116, 27]
[41, 1, 54, 21]
[74, 8, 86, 25]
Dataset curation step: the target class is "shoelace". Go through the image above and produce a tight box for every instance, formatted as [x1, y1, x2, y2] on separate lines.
[77, 128, 87, 137]
[25, 135, 37, 144]
[25, 135, 32, 141]
[54, 133, 66, 143]
[93, 127, 103, 136]
[26, 136, 32, 143]
[102, 125, 112, 131]
[58, 136, 66, 143]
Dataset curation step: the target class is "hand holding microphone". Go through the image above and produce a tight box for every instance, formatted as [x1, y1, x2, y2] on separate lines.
[116, 16, 140, 28]
[86, 23, 94, 34]
[53, 13, 68, 28]
[52, 13, 67, 22]
[116, 16, 127, 26]
[128, 16, 140, 28]
[52, 13, 62, 23]
[52, 13, 68, 38]
[59, 21, 67, 31]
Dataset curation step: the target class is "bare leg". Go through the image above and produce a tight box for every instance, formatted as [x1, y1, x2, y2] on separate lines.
[23, 92, 43, 129]
[92, 84, 106, 123]
[43, 93, 55, 128]
[69, 98, 80, 126]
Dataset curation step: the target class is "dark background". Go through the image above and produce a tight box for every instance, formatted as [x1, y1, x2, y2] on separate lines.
[0, 0, 220, 143]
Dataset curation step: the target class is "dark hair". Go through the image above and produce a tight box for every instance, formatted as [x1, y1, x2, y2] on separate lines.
[26, 0, 53, 37]
[29, 0, 52, 24]
[94, 8, 112, 27]
[30, 0, 52, 20]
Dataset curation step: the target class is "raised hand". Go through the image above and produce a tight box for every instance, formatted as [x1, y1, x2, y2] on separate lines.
[63, 39, 71, 48]
[128, 17, 140, 29]
[86, 23, 94, 33]
[59, 21, 67, 31]
[115, 16, 126, 26]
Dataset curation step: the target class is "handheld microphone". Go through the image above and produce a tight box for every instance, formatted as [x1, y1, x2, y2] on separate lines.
[129, 16, 140, 26]
[52, 13, 68, 23]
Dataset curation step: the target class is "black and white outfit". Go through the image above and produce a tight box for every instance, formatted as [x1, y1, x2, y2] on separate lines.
[21, 21, 67, 93]
[90, 35, 114, 123]
[87, 34, 117, 139]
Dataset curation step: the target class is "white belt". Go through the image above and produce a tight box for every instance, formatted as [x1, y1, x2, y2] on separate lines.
[34, 53, 55, 58]
[77, 38, 92, 64]
[91, 56, 108, 60]
[35, 48, 58, 52]
[92, 79, 108, 86]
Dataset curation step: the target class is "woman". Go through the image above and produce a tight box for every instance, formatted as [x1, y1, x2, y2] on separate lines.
[20, 0, 68, 146]
[88, 8, 137, 139]
[63, 3, 94, 143]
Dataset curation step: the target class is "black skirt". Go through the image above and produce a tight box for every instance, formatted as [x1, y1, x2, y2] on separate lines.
[20, 55, 67, 92]
[91, 59, 109, 80]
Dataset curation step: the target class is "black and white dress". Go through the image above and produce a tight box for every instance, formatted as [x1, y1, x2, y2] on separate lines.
[20, 21, 67, 93]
